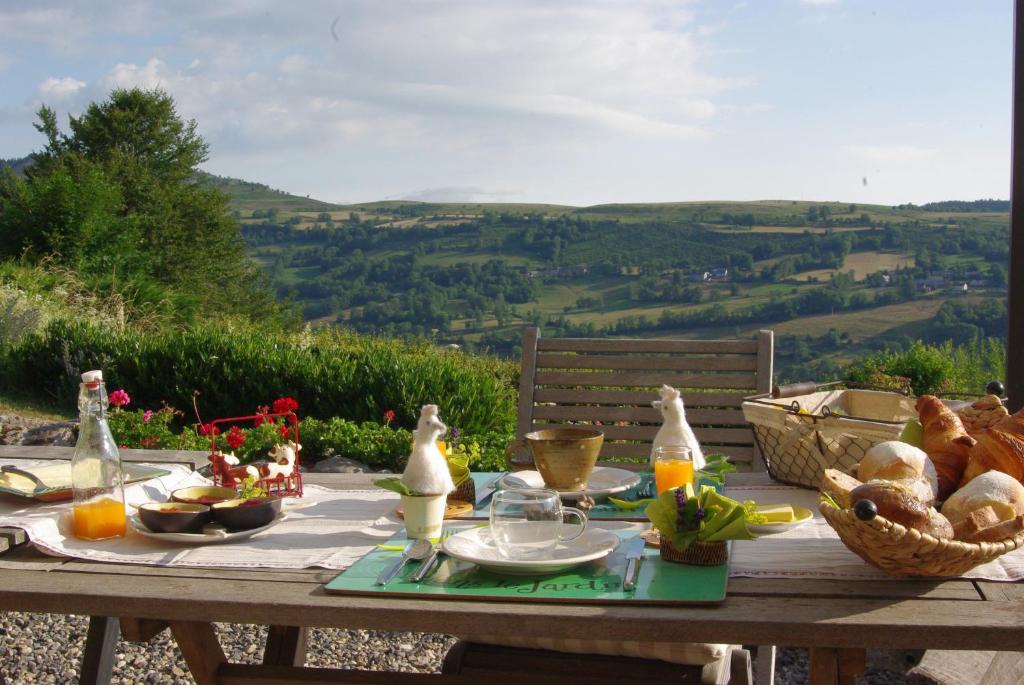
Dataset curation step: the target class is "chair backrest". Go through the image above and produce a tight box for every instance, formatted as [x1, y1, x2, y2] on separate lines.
[516, 327, 773, 472]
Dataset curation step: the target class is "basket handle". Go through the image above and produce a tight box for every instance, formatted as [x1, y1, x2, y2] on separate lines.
[773, 382, 828, 399]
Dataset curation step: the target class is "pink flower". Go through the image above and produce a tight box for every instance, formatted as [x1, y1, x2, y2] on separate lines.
[108, 389, 131, 408]
[142, 410, 154, 424]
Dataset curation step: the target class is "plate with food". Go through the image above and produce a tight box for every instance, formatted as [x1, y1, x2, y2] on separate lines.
[746, 503, 814, 536]
[129, 511, 286, 544]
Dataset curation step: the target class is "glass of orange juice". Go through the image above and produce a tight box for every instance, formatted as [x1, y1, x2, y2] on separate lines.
[654, 446, 694, 495]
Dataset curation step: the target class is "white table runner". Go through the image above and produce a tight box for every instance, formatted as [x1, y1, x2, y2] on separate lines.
[725, 484, 1024, 582]
[0, 460, 401, 570]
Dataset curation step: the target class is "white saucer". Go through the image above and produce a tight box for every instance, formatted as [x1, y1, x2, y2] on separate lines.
[441, 526, 620, 575]
[746, 505, 813, 536]
[129, 512, 286, 545]
[499, 467, 641, 501]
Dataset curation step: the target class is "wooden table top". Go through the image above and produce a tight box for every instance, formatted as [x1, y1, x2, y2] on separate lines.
[0, 464, 1022, 652]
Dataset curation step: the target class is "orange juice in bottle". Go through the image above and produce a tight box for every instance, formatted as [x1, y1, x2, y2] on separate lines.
[71, 370, 127, 540]
[653, 446, 695, 494]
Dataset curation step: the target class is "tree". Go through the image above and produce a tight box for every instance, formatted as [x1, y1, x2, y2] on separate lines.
[0, 88, 287, 325]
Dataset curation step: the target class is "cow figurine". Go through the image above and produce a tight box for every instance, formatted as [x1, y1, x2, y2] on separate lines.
[261, 441, 300, 480]
[210, 450, 259, 485]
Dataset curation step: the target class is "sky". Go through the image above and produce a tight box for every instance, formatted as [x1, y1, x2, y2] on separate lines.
[0, 1, 1013, 207]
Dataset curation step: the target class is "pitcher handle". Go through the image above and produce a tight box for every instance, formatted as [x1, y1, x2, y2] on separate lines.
[558, 506, 587, 542]
[504, 439, 531, 471]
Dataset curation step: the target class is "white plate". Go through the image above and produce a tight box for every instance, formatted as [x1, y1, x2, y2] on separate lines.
[498, 467, 641, 501]
[129, 512, 286, 545]
[441, 526, 620, 575]
[746, 505, 814, 536]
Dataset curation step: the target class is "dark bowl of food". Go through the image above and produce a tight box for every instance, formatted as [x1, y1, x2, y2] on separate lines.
[138, 502, 212, 534]
[171, 486, 238, 506]
[210, 497, 283, 531]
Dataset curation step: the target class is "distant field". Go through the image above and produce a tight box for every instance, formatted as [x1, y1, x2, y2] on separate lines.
[794, 251, 914, 281]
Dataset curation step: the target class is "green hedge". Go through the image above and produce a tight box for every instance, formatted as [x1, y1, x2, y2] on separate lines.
[1, 319, 518, 435]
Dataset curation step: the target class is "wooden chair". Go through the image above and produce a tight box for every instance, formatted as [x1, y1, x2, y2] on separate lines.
[447, 327, 776, 685]
[510, 326, 774, 472]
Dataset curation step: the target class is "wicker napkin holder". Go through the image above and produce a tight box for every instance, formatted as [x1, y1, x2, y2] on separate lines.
[448, 477, 475, 505]
[659, 538, 728, 566]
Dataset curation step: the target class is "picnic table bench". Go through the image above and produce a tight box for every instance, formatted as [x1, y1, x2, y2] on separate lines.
[0, 448, 1022, 685]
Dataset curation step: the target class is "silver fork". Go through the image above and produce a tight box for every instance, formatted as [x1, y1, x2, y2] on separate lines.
[410, 527, 453, 582]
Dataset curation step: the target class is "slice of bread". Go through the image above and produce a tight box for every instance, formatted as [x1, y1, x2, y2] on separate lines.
[964, 514, 1024, 544]
[952, 505, 1001, 541]
[821, 468, 862, 509]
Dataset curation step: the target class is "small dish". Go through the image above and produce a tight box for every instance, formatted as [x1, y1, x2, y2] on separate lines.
[171, 486, 238, 506]
[138, 502, 211, 533]
[746, 504, 814, 536]
[211, 497, 283, 531]
[129, 512, 285, 545]
[499, 467, 641, 502]
[441, 526, 620, 575]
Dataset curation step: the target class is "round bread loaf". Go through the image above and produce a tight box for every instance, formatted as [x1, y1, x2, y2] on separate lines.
[857, 441, 939, 505]
[922, 508, 954, 540]
[849, 481, 931, 532]
[941, 470, 1024, 524]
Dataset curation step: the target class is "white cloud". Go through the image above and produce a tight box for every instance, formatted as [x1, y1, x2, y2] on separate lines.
[799, 0, 840, 6]
[38, 76, 86, 98]
[845, 144, 936, 163]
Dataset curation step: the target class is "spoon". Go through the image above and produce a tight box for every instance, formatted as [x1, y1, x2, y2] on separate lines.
[375, 538, 433, 586]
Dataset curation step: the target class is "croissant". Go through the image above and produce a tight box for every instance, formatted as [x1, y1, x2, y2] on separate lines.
[917, 395, 976, 500]
[961, 408, 1024, 485]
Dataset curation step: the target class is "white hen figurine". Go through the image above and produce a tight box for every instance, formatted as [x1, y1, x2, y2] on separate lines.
[650, 384, 706, 470]
[401, 405, 455, 496]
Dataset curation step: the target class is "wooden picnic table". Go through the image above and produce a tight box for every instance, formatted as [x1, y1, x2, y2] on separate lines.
[0, 450, 1022, 685]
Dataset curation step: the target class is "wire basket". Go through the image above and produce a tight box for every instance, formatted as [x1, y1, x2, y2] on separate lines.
[743, 383, 918, 489]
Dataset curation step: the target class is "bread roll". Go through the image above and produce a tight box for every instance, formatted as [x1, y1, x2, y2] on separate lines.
[922, 509, 954, 540]
[964, 515, 1024, 544]
[849, 481, 931, 532]
[941, 470, 1024, 525]
[857, 441, 939, 505]
[821, 468, 862, 508]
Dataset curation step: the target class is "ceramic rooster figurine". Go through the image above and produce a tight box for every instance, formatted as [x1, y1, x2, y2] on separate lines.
[650, 384, 705, 470]
[401, 405, 455, 496]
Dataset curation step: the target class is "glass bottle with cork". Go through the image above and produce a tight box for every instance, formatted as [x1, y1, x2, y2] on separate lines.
[71, 370, 127, 540]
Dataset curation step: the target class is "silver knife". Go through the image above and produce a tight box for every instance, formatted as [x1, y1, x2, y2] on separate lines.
[622, 536, 646, 591]
[475, 472, 507, 506]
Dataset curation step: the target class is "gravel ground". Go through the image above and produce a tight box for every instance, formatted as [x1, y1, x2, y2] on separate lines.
[0, 612, 939, 684]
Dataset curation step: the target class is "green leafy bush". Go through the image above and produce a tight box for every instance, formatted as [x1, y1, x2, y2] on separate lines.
[847, 338, 1005, 396]
[1, 318, 517, 435]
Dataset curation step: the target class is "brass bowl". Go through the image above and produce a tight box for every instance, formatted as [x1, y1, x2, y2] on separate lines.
[525, 427, 604, 491]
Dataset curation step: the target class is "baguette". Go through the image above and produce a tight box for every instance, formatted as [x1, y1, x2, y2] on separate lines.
[964, 514, 1024, 544]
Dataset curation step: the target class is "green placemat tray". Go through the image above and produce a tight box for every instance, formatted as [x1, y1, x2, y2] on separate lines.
[324, 525, 728, 605]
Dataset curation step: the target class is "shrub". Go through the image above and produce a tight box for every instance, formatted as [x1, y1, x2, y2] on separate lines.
[1, 318, 518, 435]
[847, 338, 1006, 396]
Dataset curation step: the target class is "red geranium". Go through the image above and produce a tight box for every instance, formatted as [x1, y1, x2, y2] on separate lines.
[384, 409, 395, 426]
[226, 425, 247, 449]
[279, 424, 292, 439]
[198, 423, 221, 436]
[253, 405, 270, 427]
[272, 397, 299, 414]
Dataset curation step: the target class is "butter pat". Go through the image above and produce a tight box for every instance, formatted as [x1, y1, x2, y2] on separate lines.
[756, 504, 796, 523]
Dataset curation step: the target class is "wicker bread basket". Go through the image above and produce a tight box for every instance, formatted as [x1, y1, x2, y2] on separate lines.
[819, 502, 1024, 577]
[659, 538, 728, 566]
